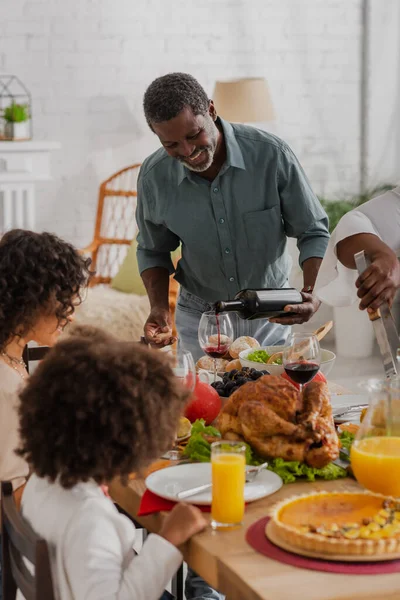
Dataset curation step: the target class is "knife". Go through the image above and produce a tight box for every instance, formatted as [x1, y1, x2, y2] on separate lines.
[332, 403, 369, 420]
[354, 251, 400, 378]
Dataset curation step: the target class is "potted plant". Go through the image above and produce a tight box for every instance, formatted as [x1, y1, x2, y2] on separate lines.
[3, 103, 30, 140]
[319, 184, 395, 359]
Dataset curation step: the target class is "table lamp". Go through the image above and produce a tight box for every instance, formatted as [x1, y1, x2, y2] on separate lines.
[212, 78, 275, 124]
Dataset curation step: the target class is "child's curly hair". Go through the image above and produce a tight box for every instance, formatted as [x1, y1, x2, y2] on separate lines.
[17, 327, 189, 488]
[0, 229, 93, 350]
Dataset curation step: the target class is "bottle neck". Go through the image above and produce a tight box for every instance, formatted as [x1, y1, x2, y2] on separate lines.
[214, 300, 244, 314]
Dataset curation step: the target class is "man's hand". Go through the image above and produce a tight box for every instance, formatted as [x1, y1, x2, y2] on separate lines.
[270, 292, 321, 325]
[144, 307, 177, 347]
[356, 250, 400, 311]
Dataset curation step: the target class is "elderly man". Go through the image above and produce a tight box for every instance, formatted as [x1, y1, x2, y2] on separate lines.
[136, 73, 330, 360]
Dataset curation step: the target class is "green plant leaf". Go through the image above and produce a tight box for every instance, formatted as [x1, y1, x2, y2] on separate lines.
[3, 103, 29, 123]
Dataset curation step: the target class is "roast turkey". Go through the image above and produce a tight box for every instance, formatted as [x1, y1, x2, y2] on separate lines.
[217, 375, 339, 468]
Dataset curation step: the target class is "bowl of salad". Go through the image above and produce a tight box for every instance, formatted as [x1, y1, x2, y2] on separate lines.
[239, 345, 336, 377]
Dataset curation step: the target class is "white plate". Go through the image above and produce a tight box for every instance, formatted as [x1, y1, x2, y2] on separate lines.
[330, 394, 368, 423]
[145, 462, 282, 505]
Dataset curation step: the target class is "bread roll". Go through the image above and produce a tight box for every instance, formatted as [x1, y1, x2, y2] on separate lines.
[208, 334, 232, 346]
[229, 336, 260, 359]
[225, 359, 242, 372]
[196, 355, 230, 372]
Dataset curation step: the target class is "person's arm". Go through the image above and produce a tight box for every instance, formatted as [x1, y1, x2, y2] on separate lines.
[270, 144, 329, 325]
[64, 502, 206, 600]
[135, 171, 180, 345]
[64, 512, 182, 600]
[336, 233, 400, 309]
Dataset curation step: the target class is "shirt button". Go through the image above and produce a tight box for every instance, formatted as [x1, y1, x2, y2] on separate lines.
[229, 277, 235, 282]
[225, 248, 231, 254]
[213, 187, 219, 193]
[219, 218, 225, 224]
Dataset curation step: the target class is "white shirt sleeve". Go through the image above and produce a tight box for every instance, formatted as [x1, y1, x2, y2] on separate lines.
[314, 211, 380, 307]
[63, 509, 182, 600]
[0, 386, 29, 490]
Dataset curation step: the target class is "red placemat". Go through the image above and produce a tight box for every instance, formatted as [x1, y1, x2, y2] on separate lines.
[138, 490, 211, 516]
[246, 517, 400, 575]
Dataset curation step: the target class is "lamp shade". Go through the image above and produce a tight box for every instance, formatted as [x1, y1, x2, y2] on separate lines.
[212, 78, 275, 123]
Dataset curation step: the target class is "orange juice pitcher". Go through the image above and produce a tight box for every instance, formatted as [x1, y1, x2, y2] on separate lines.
[351, 377, 400, 497]
[211, 441, 246, 530]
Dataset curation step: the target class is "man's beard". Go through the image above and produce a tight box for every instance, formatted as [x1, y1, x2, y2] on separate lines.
[177, 116, 218, 172]
[178, 147, 214, 172]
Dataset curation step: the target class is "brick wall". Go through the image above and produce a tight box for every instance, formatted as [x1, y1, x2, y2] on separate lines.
[1, 0, 399, 246]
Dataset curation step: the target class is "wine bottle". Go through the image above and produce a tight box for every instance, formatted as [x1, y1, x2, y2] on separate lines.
[213, 288, 303, 320]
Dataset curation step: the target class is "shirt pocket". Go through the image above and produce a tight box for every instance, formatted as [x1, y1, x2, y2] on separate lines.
[243, 205, 284, 261]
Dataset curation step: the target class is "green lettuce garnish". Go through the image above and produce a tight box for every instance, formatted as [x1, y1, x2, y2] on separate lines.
[246, 349, 270, 363]
[338, 430, 355, 452]
[183, 419, 221, 462]
[266, 458, 347, 484]
[246, 349, 283, 365]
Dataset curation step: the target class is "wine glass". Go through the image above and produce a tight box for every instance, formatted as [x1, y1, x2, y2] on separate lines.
[164, 346, 196, 460]
[351, 377, 400, 497]
[198, 311, 234, 382]
[166, 347, 196, 394]
[282, 332, 321, 394]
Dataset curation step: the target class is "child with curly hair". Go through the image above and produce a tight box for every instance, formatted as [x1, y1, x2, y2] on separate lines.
[0, 229, 92, 500]
[16, 327, 207, 600]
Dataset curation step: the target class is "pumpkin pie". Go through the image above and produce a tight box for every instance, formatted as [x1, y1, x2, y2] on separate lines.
[268, 491, 400, 557]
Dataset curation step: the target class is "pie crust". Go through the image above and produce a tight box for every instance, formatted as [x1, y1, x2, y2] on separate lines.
[268, 491, 400, 557]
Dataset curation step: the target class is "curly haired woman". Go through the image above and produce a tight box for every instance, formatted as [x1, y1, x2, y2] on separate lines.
[0, 229, 92, 496]
[0, 229, 92, 598]
[16, 329, 207, 600]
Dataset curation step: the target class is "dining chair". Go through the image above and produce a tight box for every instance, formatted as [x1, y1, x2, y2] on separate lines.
[81, 163, 141, 286]
[79, 162, 180, 338]
[1, 481, 55, 600]
[22, 345, 50, 374]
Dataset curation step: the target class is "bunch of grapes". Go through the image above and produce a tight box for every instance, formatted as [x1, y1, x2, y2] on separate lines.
[211, 367, 270, 397]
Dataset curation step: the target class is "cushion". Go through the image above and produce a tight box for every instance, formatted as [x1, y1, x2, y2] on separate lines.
[70, 286, 151, 341]
[111, 238, 181, 295]
[110, 238, 146, 295]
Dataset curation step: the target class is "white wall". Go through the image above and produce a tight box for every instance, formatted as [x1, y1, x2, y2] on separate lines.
[1, 0, 398, 246]
[368, 0, 400, 187]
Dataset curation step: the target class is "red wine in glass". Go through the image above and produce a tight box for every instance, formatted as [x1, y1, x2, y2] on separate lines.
[198, 311, 233, 382]
[204, 344, 231, 359]
[284, 362, 319, 385]
[204, 312, 230, 358]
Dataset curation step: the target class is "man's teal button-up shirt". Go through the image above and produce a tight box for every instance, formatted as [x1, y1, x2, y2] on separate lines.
[136, 118, 329, 303]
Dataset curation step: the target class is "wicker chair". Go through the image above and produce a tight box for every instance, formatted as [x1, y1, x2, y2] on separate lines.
[77, 164, 179, 339]
[81, 164, 141, 286]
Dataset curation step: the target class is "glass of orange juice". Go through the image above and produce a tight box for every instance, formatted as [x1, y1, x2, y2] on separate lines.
[351, 377, 400, 497]
[211, 441, 246, 530]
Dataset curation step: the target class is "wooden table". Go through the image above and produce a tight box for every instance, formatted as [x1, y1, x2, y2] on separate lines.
[110, 476, 400, 600]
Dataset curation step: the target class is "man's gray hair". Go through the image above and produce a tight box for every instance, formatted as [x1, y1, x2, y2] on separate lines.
[143, 72, 209, 129]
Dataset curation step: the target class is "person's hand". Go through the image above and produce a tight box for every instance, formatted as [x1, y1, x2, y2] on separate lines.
[356, 249, 400, 311]
[159, 503, 208, 547]
[144, 307, 177, 347]
[270, 292, 321, 325]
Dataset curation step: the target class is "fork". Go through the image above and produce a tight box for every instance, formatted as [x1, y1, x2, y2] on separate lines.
[176, 462, 269, 500]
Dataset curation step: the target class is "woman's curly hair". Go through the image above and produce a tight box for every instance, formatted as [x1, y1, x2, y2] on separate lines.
[0, 229, 92, 350]
[17, 327, 189, 488]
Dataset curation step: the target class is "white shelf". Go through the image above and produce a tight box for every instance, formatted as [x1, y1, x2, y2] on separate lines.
[0, 141, 61, 152]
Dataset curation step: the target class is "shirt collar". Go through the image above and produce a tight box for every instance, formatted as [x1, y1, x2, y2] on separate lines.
[176, 117, 246, 185]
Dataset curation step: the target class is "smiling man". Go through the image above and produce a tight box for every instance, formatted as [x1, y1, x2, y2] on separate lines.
[136, 73, 330, 360]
